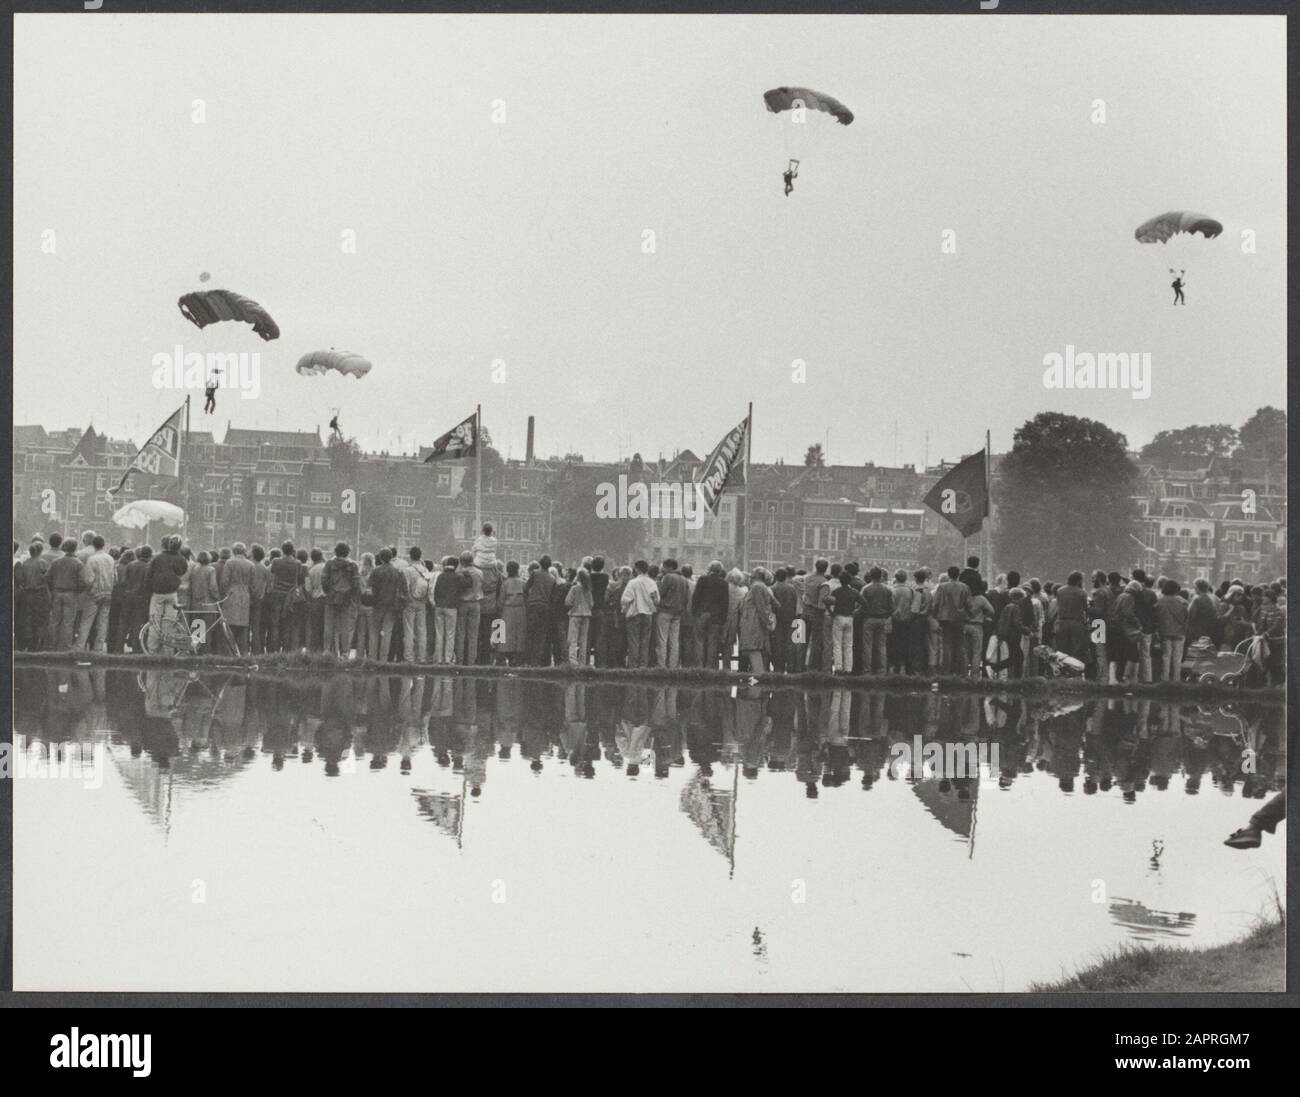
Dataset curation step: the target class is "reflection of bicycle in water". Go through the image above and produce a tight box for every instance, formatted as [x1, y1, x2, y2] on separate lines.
[140, 596, 238, 656]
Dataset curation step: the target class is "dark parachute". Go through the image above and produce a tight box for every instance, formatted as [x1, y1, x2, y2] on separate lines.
[763, 87, 854, 126]
[1134, 211, 1223, 244]
[177, 289, 280, 341]
[295, 350, 373, 379]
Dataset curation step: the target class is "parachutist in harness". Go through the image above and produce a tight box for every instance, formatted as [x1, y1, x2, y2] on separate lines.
[783, 159, 799, 197]
[1171, 270, 1186, 306]
[203, 368, 222, 414]
[329, 409, 342, 441]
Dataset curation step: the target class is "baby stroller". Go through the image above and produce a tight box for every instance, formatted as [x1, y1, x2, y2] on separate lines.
[1033, 644, 1086, 679]
[1179, 636, 1257, 687]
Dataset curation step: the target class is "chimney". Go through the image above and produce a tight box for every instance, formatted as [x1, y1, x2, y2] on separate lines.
[526, 416, 535, 464]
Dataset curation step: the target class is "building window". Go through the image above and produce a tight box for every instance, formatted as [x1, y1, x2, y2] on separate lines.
[256, 504, 267, 524]
[302, 515, 310, 529]
[505, 520, 516, 540]
[395, 495, 416, 509]
[310, 492, 332, 504]
[894, 520, 904, 530]
[287, 482, 297, 497]
[256, 478, 267, 496]
[69, 491, 85, 517]
[268, 507, 281, 525]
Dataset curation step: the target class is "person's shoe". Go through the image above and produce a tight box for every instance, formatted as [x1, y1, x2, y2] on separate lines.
[1224, 826, 1262, 849]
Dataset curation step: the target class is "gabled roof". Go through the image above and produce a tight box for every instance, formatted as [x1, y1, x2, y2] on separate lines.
[1150, 498, 1213, 520]
[12, 425, 48, 448]
[1207, 500, 1280, 523]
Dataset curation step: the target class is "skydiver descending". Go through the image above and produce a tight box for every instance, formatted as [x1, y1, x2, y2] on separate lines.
[1171, 270, 1186, 305]
[783, 159, 799, 197]
[329, 409, 342, 441]
[203, 367, 222, 414]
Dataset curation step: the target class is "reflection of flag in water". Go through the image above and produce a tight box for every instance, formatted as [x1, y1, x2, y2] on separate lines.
[911, 777, 979, 843]
[412, 788, 463, 841]
[423, 412, 477, 463]
[922, 449, 988, 539]
[680, 772, 735, 863]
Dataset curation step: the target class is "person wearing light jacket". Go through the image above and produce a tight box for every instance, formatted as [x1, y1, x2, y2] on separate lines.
[76, 535, 116, 652]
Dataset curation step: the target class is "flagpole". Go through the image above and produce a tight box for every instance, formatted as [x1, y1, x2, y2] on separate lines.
[474, 404, 483, 539]
[984, 430, 993, 586]
[184, 395, 191, 541]
[742, 402, 752, 572]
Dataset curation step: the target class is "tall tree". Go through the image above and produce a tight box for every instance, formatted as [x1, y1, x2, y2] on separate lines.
[995, 412, 1139, 578]
[1235, 406, 1286, 466]
[804, 443, 825, 468]
[1140, 424, 1238, 467]
[544, 470, 644, 563]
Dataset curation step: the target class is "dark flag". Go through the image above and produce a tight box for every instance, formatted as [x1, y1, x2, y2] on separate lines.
[423, 412, 478, 463]
[108, 402, 185, 497]
[923, 449, 988, 539]
[697, 413, 750, 516]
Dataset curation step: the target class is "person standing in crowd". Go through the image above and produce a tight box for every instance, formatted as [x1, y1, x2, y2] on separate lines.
[249, 544, 271, 655]
[910, 569, 933, 674]
[456, 550, 484, 667]
[367, 548, 403, 662]
[769, 568, 797, 673]
[827, 566, 862, 674]
[738, 567, 776, 673]
[723, 568, 748, 669]
[691, 561, 729, 670]
[302, 548, 326, 652]
[800, 561, 832, 670]
[621, 559, 659, 668]
[266, 540, 300, 653]
[495, 560, 526, 665]
[72, 529, 97, 642]
[523, 555, 555, 665]
[1053, 571, 1089, 664]
[678, 563, 698, 667]
[189, 551, 219, 649]
[887, 569, 914, 674]
[1186, 578, 1218, 646]
[47, 539, 86, 650]
[655, 558, 689, 669]
[958, 555, 986, 597]
[320, 541, 360, 657]
[1114, 579, 1144, 684]
[565, 566, 593, 666]
[430, 555, 461, 663]
[74, 535, 115, 653]
[402, 547, 430, 662]
[1133, 570, 1158, 683]
[588, 556, 610, 667]
[931, 566, 972, 676]
[145, 535, 191, 653]
[997, 588, 1030, 678]
[124, 545, 152, 652]
[15, 540, 50, 651]
[1088, 570, 1114, 682]
[549, 564, 572, 667]
[966, 583, 994, 678]
[221, 542, 256, 656]
[291, 548, 312, 652]
[353, 551, 376, 656]
[1251, 587, 1286, 685]
[604, 565, 630, 669]
[1156, 578, 1188, 684]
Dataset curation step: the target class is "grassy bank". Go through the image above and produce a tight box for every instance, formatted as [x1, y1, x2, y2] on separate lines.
[1032, 916, 1286, 993]
[14, 649, 1284, 701]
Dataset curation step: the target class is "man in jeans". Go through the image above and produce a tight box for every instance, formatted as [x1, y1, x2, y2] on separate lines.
[76, 535, 115, 652]
[621, 559, 660, 668]
[655, 557, 689, 669]
[367, 548, 404, 662]
[321, 541, 361, 656]
[1156, 578, 1188, 683]
[1132, 569, 1158, 683]
[402, 546, 430, 662]
[691, 560, 729, 669]
[456, 551, 483, 667]
[932, 566, 973, 676]
[47, 539, 85, 650]
[431, 556, 462, 663]
[801, 558, 832, 672]
[524, 555, 555, 666]
[857, 567, 894, 674]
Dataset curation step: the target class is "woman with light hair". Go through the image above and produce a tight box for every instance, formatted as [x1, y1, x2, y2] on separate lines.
[738, 568, 776, 673]
[722, 568, 748, 668]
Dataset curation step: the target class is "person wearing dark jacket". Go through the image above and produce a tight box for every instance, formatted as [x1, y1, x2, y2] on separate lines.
[1053, 571, 1089, 663]
[997, 589, 1031, 678]
[124, 546, 152, 652]
[267, 540, 303, 653]
[367, 548, 404, 662]
[431, 558, 464, 664]
[523, 554, 556, 666]
[46, 540, 85, 650]
[857, 567, 894, 674]
[143, 535, 189, 653]
[691, 561, 731, 669]
[958, 556, 987, 598]
[588, 556, 611, 667]
[769, 569, 798, 673]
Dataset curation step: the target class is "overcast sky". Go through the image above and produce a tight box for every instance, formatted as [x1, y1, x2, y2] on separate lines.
[14, 13, 1286, 467]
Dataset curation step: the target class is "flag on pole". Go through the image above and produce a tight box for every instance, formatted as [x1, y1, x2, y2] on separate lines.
[108, 402, 186, 496]
[923, 449, 989, 538]
[697, 412, 750, 516]
[423, 412, 478, 463]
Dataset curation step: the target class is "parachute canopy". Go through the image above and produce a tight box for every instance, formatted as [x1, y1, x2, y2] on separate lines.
[763, 86, 854, 126]
[1134, 211, 1223, 244]
[178, 289, 280, 341]
[113, 499, 185, 530]
[295, 350, 373, 379]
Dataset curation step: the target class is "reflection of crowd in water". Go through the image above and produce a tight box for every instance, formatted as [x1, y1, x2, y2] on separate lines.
[14, 669, 1285, 804]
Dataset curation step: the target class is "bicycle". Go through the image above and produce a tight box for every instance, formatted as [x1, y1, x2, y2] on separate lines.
[140, 596, 239, 657]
